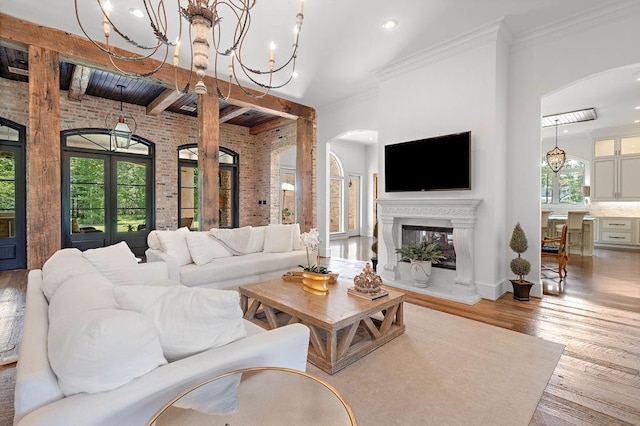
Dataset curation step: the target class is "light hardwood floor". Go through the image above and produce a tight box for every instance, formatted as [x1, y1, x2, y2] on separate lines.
[0, 239, 638, 425]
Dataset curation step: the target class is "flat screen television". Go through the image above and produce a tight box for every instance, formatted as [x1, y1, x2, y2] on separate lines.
[385, 131, 471, 192]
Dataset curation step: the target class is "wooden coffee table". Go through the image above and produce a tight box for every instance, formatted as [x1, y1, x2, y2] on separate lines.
[239, 278, 405, 374]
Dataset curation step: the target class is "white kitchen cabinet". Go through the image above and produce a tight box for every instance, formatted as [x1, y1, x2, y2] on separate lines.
[596, 218, 639, 247]
[592, 135, 640, 201]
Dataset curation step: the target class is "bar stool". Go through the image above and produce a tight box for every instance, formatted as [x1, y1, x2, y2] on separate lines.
[541, 210, 553, 238]
[555, 211, 588, 256]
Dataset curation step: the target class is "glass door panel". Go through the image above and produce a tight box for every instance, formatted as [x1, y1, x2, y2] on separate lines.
[180, 166, 197, 229]
[348, 176, 360, 235]
[281, 169, 296, 224]
[116, 160, 147, 232]
[0, 151, 16, 238]
[220, 169, 233, 227]
[70, 156, 106, 233]
[330, 178, 343, 233]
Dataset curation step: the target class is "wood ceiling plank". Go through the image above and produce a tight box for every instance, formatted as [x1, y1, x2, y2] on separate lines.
[67, 64, 91, 101]
[146, 88, 185, 116]
[0, 13, 315, 121]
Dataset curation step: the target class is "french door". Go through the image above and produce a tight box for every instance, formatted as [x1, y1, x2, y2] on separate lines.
[62, 152, 153, 256]
[0, 120, 26, 270]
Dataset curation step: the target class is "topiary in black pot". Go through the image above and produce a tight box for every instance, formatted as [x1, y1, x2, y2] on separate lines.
[509, 222, 534, 301]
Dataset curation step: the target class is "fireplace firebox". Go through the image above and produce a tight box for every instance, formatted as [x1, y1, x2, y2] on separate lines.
[402, 225, 456, 270]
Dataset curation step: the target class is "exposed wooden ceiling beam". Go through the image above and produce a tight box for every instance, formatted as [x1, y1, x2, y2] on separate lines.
[250, 117, 295, 135]
[67, 64, 91, 101]
[219, 105, 251, 123]
[0, 13, 315, 121]
[146, 88, 184, 116]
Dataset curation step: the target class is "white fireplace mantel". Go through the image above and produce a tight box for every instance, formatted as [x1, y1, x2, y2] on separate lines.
[377, 197, 482, 304]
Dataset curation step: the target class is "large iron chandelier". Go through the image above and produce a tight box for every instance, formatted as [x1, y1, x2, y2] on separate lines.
[546, 119, 566, 174]
[74, 0, 304, 99]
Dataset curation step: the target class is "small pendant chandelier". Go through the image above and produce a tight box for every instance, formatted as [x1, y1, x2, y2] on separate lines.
[105, 84, 137, 150]
[546, 119, 566, 174]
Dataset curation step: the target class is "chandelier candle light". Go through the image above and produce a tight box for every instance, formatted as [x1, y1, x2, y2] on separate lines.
[546, 119, 566, 174]
[75, 0, 305, 99]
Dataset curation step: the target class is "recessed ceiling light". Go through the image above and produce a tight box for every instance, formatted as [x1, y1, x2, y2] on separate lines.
[291, 71, 299, 78]
[635, 106, 640, 110]
[129, 8, 144, 18]
[635, 120, 640, 123]
[381, 20, 398, 30]
[563, 130, 569, 133]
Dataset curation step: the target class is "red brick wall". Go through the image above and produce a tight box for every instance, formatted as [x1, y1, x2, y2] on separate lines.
[0, 78, 313, 232]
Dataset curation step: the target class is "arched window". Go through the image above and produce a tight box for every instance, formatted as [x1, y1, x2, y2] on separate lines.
[178, 144, 239, 229]
[329, 152, 344, 233]
[541, 157, 585, 204]
[61, 129, 155, 256]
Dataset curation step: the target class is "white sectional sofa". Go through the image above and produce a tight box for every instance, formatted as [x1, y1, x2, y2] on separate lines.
[145, 224, 313, 289]
[14, 245, 310, 426]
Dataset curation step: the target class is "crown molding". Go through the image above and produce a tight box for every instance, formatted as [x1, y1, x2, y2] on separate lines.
[512, 0, 640, 50]
[374, 19, 509, 82]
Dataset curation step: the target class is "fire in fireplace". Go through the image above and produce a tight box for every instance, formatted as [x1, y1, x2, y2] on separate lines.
[402, 225, 456, 270]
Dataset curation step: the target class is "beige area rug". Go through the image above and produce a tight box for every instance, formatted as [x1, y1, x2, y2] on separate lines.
[306, 303, 565, 426]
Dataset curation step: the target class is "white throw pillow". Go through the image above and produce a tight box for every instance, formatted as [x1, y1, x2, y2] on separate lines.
[147, 230, 162, 250]
[82, 241, 143, 287]
[48, 308, 167, 396]
[41, 248, 97, 301]
[263, 224, 294, 253]
[209, 226, 252, 255]
[289, 223, 302, 250]
[185, 232, 233, 266]
[156, 227, 192, 266]
[113, 285, 247, 361]
[48, 272, 118, 324]
[246, 226, 266, 253]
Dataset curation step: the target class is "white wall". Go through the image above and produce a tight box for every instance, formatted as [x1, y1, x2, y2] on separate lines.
[375, 23, 510, 299]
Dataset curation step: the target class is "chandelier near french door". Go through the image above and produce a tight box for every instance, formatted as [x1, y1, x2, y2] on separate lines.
[74, 0, 304, 99]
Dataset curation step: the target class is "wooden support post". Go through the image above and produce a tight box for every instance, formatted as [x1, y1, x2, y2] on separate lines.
[27, 46, 61, 269]
[296, 117, 314, 232]
[197, 92, 219, 230]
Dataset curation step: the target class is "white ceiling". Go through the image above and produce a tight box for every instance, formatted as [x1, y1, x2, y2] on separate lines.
[2, 0, 638, 138]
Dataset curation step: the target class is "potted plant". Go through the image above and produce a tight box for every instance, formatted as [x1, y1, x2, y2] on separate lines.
[396, 241, 446, 287]
[298, 228, 334, 295]
[509, 222, 534, 301]
[371, 222, 378, 272]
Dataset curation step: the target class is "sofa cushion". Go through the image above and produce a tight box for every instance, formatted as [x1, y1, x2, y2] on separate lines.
[185, 232, 233, 266]
[48, 273, 118, 324]
[82, 241, 143, 286]
[209, 226, 252, 254]
[48, 308, 167, 396]
[113, 285, 247, 361]
[41, 248, 97, 301]
[264, 224, 294, 253]
[245, 226, 266, 253]
[156, 227, 192, 266]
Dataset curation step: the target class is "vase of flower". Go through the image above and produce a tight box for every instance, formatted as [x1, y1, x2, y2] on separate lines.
[298, 228, 335, 295]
